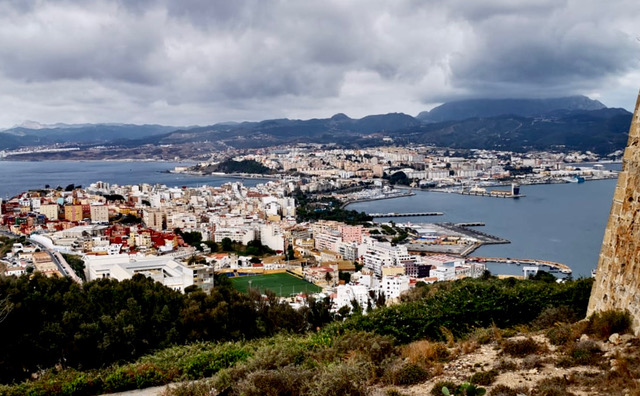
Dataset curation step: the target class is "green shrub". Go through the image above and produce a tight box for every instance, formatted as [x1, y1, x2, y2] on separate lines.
[183, 348, 251, 379]
[307, 361, 371, 396]
[502, 338, 542, 358]
[331, 331, 397, 365]
[134, 364, 171, 389]
[545, 323, 574, 346]
[103, 363, 170, 393]
[490, 384, 528, 396]
[586, 309, 632, 340]
[431, 381, 457, 395]
[468, 327, 496, 345]
[245, 340, 308, 371]
[60, 373, 103, 395]
[234, 367, 313, 396]
[103, 367, 135, 393]
[495, 358, 517, 372]
[521, 355, 544, 369]
[442, 382, 487, 396]
[533, 376, 575, 396]
[385, 361, 429, 385]
[162, 379, 217, 396]
[532, 306, 579, 330]
[343, 277, 594, 343]
[469, 369, 498, 386]
[558, 340, 602, 367]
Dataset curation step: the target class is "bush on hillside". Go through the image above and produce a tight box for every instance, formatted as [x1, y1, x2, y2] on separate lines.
[334, 277, 593, 343]
[586, 309, 632, 340]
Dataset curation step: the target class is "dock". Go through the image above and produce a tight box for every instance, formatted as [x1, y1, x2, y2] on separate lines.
[469, 256, 572, 274]
[455, 222, 485, 227]
[458, 191, 525, 198]
[369, 212, 443, 218]
[406, 222, 509, 256]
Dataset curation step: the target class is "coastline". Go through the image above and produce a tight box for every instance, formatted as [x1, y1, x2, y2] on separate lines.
[341, 191, 415, 208]
[172, 170, 280, 180]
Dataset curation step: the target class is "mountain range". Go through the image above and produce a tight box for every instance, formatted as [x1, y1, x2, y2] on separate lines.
[0, 96, 631, 157]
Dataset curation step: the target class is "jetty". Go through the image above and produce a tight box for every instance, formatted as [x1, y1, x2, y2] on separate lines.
[369, 212, 443, 218]
[458, 191, 525, 198]
[469, 256, 572, 274]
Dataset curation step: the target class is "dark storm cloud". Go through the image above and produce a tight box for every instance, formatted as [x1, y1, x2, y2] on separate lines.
[0, 0, 638, 127]
[0, 2, 165, 85]
[441, 1, 639, 100]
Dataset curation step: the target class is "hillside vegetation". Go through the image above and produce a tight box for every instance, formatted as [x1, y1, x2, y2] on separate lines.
[0, 275, 602, 395]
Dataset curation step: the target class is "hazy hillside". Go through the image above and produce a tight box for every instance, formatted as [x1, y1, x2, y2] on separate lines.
[0, 96, 631, 156]
[417, 95, 607, 122]
[0, 124, 178, 150]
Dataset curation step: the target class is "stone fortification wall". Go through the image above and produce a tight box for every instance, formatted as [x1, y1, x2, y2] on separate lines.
[588, 90, 640, 332]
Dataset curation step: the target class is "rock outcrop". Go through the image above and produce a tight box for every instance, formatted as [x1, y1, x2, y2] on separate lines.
[588, 90, 640, 332]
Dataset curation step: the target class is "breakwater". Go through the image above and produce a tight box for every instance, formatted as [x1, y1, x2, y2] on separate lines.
[369, 211, 443, 218]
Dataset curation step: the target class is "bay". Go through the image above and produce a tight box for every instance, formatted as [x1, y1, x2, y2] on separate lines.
[0, 160, 265, 199]
[347, 180, 617, 278]
[0, 160, 618, 278]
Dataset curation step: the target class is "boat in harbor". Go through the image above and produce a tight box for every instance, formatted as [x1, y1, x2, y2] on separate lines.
[563, 175, 585, 183]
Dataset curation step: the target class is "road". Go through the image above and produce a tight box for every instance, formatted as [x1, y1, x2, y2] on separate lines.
[28, 237, 83, 284]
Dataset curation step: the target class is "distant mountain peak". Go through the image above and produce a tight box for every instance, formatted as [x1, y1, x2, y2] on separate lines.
[16, 120, 47, 129]
[417, 95, 607, 123]
[330, 113, 351, 121]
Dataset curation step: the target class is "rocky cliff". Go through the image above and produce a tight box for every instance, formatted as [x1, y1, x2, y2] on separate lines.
[588, 89, 640, 332]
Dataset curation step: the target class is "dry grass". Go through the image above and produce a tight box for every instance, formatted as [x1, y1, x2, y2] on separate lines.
[501, 337, 546, 358]
[440, 326, 456, 347]
[401, 340, 450, 370]
[458, 339, 480, 354]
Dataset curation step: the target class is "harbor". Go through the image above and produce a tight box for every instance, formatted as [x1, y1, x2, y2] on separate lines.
[338, 189, 415, 208]
[404, 222, 510, 256]
[467, 256, 572, 276]
[433, 183, 525, 199]
[369, 211, 443, 218]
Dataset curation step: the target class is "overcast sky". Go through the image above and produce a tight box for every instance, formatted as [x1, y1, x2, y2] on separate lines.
[1, 0, 639, 128]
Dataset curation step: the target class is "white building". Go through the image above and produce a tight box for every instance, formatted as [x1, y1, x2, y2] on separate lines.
[424, 255, 462, 281]
[334, 284, 370, 313]
[214, 227, 255, 245]
[259, 223, 285, 252]
[361, 237, 417, 277]
[379, 275, 410, 300]
[90, 204, 109, 224]
[84, 254, 206, 292]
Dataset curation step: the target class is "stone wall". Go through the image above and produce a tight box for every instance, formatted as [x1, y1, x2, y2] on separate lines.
[588, 90, 640, 333]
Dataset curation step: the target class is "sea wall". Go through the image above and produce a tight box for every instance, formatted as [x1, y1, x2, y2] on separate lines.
[588, 90, 640, 333]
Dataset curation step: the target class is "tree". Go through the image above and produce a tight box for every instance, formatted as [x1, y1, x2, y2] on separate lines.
[181, 231, 203, 248]
[62, 253, 86, 281]
[203, 240, 218, 252]
[0, 295, 13, 324]
[286, 245, 295, 261]
[338, 271, 351, 284]
[531, 270, 557, 283]
[221, 237, 233, 252]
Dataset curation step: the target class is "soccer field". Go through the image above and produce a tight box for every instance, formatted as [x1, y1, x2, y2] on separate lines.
[230, 272, 322, 297]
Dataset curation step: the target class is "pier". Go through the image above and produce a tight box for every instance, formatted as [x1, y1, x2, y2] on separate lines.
[455, 222, 485, 227]
[369, 212, 443, 218]
[341, 191, 415, 208]
[469, 256, 572, 275]
[458, 191, 525, 198]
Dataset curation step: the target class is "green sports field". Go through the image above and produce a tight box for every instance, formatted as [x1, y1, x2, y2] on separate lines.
[230, 272, 322, 297]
